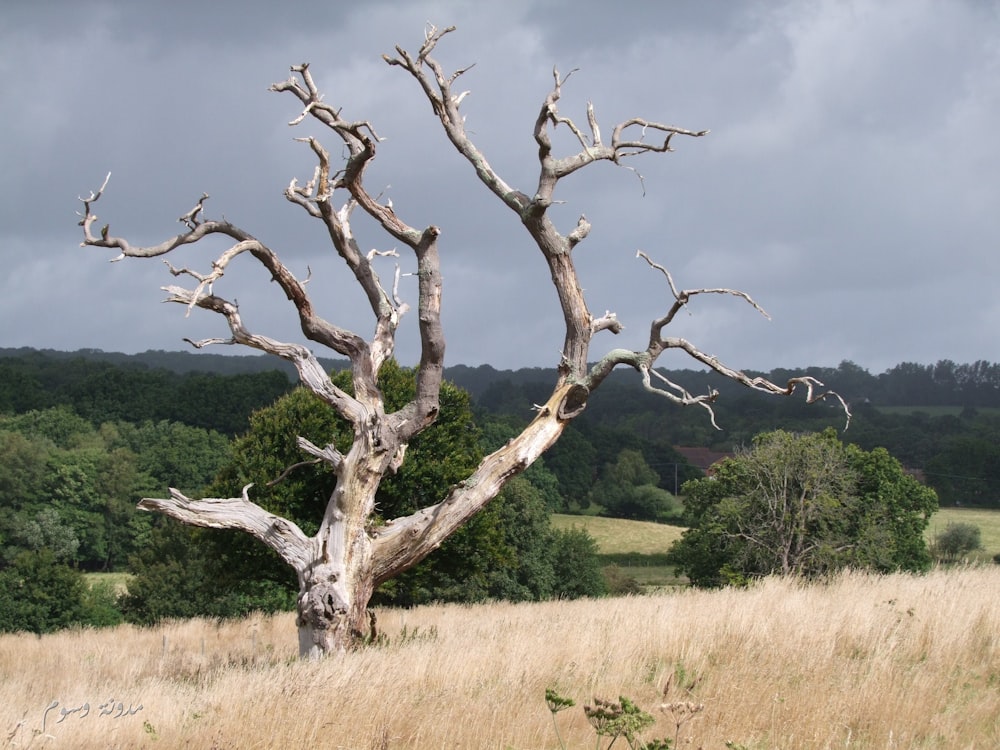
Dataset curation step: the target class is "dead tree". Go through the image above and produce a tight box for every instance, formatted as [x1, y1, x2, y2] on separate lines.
[78, 26, 848, 658]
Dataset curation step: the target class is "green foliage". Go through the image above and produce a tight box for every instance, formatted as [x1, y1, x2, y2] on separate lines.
[668, 430, 938, 586]
[593, 450, 682, 523]
[585, 696, 657, 748]
[544, 425, 600, 508]
[119, 520, 296, 625]
[551, 527, 608, 598]
[0, 412, 180, 572]
[79, 577, 125, 628]
[0, 404, 229, 644]
[124, 361, 604, 619]
[110, 420, 231, 495]
[545, 688, 677, 750]
[0, 353, 295, 436]
[5, 506, 81, 564]
[0, 550, 123, 634]
[932, 522, 983, 562]
[0, 405, 95, 448]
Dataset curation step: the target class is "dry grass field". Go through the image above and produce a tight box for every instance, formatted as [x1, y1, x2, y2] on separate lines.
[3, 567, 999, 749]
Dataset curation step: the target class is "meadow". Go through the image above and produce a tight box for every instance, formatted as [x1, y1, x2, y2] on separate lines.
[551, 514, 685, 589]
[3, 566, 999, 749]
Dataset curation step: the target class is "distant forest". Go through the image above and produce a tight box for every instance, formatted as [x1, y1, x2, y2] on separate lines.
[3, 348, 1000, 508]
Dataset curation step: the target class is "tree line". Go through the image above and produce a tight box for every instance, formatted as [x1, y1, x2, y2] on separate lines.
[1, 349, 997, 634]
[4, 350, 1000, 508]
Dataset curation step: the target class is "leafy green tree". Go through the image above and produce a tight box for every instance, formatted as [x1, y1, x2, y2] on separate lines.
[0, 429, 50, 509]
[668, 430, 937, 586]
[551, 527, 607, 598]
[4, 507, 80, 565]
[0, 406, 94, 449]
[592, 449, 682, 522]
[0, 412, 163, 572]
[110, 420, 232, 495]
[121, 520, 294, 624]
[125, 364, 606, 618]
[845, 442, 937, 572]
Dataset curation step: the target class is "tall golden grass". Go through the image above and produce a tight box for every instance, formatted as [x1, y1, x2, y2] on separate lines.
[3, 567, 998, 749]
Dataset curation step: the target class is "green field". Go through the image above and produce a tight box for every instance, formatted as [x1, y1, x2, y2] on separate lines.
[550, 514, 686, 588]
[554, 506, 1000, 582]
[550, 514, 685, 554]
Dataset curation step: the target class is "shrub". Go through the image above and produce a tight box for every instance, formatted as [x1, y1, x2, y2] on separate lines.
[932, 522, 983, 562]
[0, 550, 90, 633]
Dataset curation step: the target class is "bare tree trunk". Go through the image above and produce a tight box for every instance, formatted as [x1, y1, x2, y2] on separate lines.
[296, 559, 375, 658]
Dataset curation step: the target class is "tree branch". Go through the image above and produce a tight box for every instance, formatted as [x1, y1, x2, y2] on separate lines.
[582, 253, 851, 429]
[269, 63, 446, 437]
[138, 486, 314, 572]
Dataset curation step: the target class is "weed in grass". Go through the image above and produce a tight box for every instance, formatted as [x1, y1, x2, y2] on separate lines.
[547, 688, 682, 750]
[545, 688, 575, 750]
[585, 695, 658, 748]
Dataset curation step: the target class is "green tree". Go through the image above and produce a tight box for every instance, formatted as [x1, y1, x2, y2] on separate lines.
[0, 429, 50, 510]
[127, 363, 509, 615]
[544, 425, 599, 510]
[592, 449, 681, 522]
[551, 526, 607, 598]
[0, 550, 91, 634]
[668, 430, 937, 586]
[0, 412, 161, 572]
[110, 420, 232, 495]
[5, 507, 80, 564]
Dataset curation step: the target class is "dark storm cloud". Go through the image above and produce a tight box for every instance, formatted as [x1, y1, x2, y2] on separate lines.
[2, 0, 998, 373]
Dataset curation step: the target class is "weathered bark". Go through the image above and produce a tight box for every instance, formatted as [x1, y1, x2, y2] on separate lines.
[80, 25, 849, 657]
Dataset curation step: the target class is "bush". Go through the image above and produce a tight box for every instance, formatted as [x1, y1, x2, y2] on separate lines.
[932, 522, 983, 562]
[0, 550, 121, 633]
[603, 565, 643, 596]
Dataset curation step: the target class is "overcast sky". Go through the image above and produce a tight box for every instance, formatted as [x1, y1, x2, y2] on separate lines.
[2, 0, 998, 375]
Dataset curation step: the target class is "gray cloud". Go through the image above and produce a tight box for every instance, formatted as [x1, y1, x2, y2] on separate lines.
[2, 0, 998, 374]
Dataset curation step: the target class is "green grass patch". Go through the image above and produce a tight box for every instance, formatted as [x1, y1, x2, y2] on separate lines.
[83, 571, 133, 595]
[551, 514, 685, 555]
[551, 514, 688, 590]
[598, 554, 683, 590]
